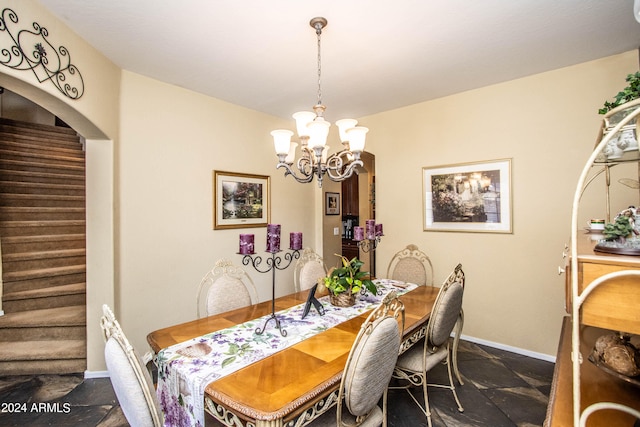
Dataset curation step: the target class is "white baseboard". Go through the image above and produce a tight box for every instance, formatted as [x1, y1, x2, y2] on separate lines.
[84, 370, 109, 379]
[461, 334, 556, 363]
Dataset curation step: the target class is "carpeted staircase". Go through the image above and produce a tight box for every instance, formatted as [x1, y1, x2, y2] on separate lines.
[0, 117, 86, 375]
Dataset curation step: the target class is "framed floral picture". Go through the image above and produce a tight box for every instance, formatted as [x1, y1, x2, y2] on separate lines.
[213, 171, 271, 230]
[423, 159, 512, 233]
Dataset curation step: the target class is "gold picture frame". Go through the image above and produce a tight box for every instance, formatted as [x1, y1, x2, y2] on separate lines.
[423, 158, 512, 233]
[213, 171, 271, 230]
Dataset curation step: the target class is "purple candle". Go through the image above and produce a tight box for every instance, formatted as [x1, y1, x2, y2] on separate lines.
[239, 233, 255, 254]
[354, 226, 364, 242]
[266, 224, 281, 253]
[365, 220, 376, 240]
[375, 223, 383, 237]
[290, 232, 303, 250]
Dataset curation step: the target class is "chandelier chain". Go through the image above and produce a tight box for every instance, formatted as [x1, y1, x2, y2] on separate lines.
[271, 17, 367, 188]
[316, 23, 322, 107]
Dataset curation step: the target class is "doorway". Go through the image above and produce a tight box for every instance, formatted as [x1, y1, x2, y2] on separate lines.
[321, 152, 375, 276]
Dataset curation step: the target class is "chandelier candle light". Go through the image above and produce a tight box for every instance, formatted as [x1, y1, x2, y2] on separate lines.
[271, 17, 369, 188]
[238, 225, 302, 336]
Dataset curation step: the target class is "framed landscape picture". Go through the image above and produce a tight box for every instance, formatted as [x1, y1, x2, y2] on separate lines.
[423, 159, 512, 233]
[213, 171, 270, 230]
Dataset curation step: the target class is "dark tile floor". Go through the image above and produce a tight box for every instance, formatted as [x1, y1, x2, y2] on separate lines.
[0, 340, 555, 427]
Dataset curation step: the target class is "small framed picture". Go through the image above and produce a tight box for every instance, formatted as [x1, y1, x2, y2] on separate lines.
[325, 192, 340, 215]
[301, 284, 325, 319]
[213, 171, 271, 230]
[423, 158, 512, 233]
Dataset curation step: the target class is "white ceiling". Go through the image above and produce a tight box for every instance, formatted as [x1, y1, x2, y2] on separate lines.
[37, 0, 640, 121]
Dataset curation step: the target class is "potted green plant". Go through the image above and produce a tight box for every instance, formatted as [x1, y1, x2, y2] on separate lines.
[322, 254, 377, 307]
[599, 71, 640, 115]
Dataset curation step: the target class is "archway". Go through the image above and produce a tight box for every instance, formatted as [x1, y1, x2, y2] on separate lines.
[0, 73, 115, 373]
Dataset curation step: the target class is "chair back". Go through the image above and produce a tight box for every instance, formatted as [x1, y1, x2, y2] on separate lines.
[427, 264, 465, 349]
[340, 292, 405, 420]
[294, 247, 328, 292]
[386, 244, 434, 286]
[100, 304, 163, 427]
[197, 258, 257, 318]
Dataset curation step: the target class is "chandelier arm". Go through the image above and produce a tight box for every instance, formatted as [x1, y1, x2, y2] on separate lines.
[325, 154, 363, 182]
[276, 162, 315, 184]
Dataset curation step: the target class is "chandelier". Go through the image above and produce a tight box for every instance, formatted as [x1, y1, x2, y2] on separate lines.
[271, 17, 368, 188]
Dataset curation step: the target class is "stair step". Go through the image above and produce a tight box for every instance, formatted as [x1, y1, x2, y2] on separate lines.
[0, 338, 86, 375]
[0, 306, 85, 328]
[0, 181, 85, 196]
[0, 359, 86, 375]
[0, 306, 86, 343]
[2, 263, 86, 281]
[2, 282, 85, 313]
[0, 339, 86, 360]
[0, 148, 84, 168]
[3, 265, 86, 293]
[0, 138, 84, 158]
[0, 117, 80, 139]
[0, 324, 85, 341]
[0, 193, 85, 208]
[3, 248, 86, 262]
[0, 158, 84, 176]
[0, 206, 86, 221]
[0, 168, 85, 186]
[3, 282, 85, 301]
[1, 234, 86, 253]
[2, 248, 86, 273]
[0, 219, 85, 236]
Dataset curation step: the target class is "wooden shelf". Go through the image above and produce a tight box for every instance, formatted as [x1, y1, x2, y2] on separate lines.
[546, 317, 640, 426]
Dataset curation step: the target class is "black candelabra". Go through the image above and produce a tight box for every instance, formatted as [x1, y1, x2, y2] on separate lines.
[357, 235, 382, 253]
[241, 249, 300, 337]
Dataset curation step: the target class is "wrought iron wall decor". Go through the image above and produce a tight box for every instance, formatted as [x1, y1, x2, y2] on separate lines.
[0, 8, 84, 99]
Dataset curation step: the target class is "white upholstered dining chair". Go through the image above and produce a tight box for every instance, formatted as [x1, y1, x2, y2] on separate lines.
[390, 263, 465, 427]
[196, 258, 258, 318]
[100, 304, 163, 427]
[294, 247, 328, 292]
[386, 244, 434, 287]
[387, 244, 465, 385]
[308, 291, 405, 427]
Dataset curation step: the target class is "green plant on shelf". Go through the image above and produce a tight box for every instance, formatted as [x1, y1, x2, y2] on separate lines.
[599, 71, 640, 114]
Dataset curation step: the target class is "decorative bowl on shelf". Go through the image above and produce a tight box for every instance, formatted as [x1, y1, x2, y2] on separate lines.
[588, 332, 640, 387]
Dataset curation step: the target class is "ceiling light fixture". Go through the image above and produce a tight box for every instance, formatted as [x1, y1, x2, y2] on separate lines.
[271, 17, 368, 188]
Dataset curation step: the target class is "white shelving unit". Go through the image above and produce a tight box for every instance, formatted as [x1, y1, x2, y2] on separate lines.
[569, 99, 640, 426]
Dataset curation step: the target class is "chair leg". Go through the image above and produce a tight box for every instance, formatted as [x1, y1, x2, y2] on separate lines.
[382, 388, 388, 427]
[422, 379, 433, 427]
[452, 309, 464, 385]
[446, 345, 464, 413]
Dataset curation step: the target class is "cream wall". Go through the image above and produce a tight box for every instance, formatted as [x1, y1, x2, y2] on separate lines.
[361, 51, 639, 357]
[117, 71, 315, 355]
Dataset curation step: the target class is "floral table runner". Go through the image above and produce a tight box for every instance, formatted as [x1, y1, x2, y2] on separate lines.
[156, 279, 415, 427]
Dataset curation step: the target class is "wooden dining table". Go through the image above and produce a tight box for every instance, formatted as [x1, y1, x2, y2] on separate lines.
[147, 283, 439, 427]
